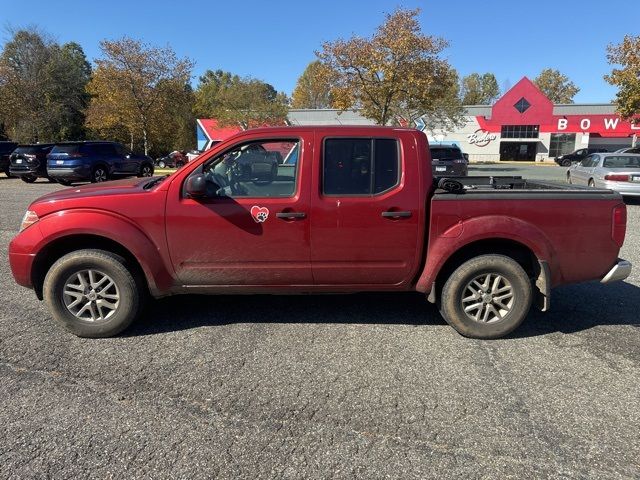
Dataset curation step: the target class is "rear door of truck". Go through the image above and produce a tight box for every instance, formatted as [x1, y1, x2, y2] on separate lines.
[309, 130, 424, 286]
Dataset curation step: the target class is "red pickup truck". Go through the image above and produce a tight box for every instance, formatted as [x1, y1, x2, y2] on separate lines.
[8, 126, 632, 339]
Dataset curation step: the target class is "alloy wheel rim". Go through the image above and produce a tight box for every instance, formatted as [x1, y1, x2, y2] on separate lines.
[461, 273, 514, 324]
[95, 169, 107, 182]
[142, 166, 152, 176]
[63, 269, 120, 322]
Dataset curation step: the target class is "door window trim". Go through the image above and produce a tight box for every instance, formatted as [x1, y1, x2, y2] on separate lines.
[321, 136, 401, 197]
[184, 137, 303, 200]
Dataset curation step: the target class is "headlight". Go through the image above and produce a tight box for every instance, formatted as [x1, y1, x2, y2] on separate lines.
[20, 210, 39, 232]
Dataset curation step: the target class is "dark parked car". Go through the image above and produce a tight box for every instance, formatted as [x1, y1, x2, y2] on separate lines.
[47, 141, 155, 185]
[429, 144, 468, 176]
[614, 147, 640, 154]
[0, 141, 19, 177]
[9, 144, 55, 183]
[155, 151, 188, 169]
[554, 147, 609, 167]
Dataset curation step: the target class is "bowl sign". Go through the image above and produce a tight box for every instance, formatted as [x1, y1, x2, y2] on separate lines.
[467, 129, 497, 147]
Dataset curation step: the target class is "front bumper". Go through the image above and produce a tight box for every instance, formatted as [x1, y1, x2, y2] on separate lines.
[601, 259, 632, 284]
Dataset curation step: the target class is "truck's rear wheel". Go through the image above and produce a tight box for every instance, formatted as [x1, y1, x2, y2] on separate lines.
[43, 249, 144, 338]
[440, 254, 532, 339]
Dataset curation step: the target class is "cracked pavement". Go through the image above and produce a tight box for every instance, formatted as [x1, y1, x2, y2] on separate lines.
[1, 167, 639, 478]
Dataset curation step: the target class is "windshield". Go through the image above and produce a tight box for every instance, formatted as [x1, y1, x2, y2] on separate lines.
[603, 156, 640, 169]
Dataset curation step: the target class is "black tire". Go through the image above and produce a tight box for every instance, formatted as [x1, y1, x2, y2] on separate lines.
[21, 174, 37, 183]
[56, 178, 73, 186]
[4, 166, 14, 178]
[47, 176, 56, 183]
[561, 159, 571, 167]
[43, 249, 145, 338]
[91, 165, 109, 183]
[439, 254, 532, 339]
[176, 161, 185, 168]
[138, 163, 154, 177]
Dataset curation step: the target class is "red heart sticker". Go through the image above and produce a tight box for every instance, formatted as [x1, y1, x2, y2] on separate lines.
[250, 206, 269, 223]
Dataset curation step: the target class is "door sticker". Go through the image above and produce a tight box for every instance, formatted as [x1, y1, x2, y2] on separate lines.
[250, 206, 269, 223]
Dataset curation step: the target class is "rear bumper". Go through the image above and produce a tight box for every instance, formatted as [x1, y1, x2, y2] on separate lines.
[432, 165, 468, 176]
[9, 164, 43, 176]
[601, 259, 632, 284]
[47, 165, 91, 180]
[601, 180, 640, 196]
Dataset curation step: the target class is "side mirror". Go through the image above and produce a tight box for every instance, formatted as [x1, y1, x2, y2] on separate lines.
[186, 174, 208, 198]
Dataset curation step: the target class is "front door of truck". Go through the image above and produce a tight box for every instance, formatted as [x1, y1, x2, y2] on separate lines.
[165, 134, 312, 286]
[310, 134, 421, 286]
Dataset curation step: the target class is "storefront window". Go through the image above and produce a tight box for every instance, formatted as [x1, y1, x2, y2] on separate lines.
[501, 125, 540, 138]
[549, 133, 576, 158]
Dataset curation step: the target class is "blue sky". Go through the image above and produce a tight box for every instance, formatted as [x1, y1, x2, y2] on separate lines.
[1, 0, 637, 102]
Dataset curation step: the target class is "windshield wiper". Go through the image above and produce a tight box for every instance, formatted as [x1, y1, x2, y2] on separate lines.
[143, 174, 170, 190]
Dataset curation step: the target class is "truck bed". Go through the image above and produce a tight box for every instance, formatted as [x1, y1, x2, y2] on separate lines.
[434, 176, 621, 199]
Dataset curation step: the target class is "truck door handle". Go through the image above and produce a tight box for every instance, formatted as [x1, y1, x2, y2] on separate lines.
[276, 212, 306, 219]
[381, 210, 412, 219]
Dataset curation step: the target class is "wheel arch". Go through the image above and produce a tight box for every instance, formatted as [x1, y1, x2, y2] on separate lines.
[30, 211, 176, 300]
[32, 234, 147, 300]
[421, 234, 553, 312]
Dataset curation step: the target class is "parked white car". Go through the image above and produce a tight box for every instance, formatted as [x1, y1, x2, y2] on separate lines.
[567, 153, 640, 197]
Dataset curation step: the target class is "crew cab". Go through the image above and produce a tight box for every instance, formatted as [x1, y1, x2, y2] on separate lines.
[8, 127, 631, 339]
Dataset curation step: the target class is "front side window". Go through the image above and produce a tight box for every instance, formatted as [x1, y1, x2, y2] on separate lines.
[323, 138, 399, 195]
[202, 139, 300, 198]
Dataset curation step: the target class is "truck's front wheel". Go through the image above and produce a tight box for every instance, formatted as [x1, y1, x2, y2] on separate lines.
[43, 249, 144, 338]
[440, 255, 532, 339]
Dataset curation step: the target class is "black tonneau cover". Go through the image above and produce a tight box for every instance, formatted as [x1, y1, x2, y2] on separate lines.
[433, 176, 622, 200]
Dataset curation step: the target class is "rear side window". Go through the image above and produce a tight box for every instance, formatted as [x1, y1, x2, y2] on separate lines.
[323, 138, 399, 195]
[92, 143, 117, 156]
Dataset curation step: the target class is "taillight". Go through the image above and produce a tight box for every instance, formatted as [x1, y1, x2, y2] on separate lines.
[612, 203, 627, 247]
[605, 174, 629, 182]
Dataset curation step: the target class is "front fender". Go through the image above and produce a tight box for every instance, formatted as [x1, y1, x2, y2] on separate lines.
[33, 209, 175, 295]
[416, 215, 560, 293]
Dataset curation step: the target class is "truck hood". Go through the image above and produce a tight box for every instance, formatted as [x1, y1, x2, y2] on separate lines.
[27, 177, 169, 218]
[33, 177, 154, 205]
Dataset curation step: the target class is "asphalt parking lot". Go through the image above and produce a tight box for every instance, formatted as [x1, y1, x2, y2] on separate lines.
[1, 165, 639, 479]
